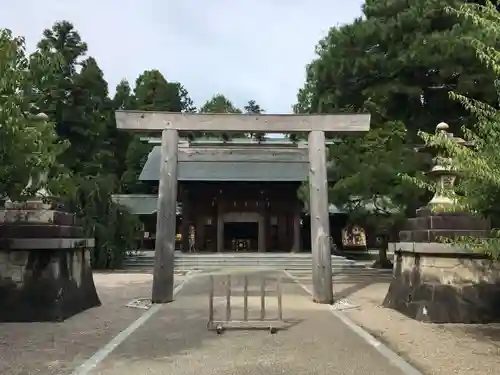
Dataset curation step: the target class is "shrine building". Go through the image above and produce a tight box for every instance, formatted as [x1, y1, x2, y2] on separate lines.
[113, 137, 369, 252]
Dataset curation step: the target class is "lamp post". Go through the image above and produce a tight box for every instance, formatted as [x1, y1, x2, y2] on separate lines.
[417, 122, 469, 214]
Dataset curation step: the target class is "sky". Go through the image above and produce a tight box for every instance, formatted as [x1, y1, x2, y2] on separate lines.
[2, 0, 364, 113]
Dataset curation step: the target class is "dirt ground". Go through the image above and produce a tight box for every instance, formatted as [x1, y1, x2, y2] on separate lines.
[302, 271, 500, 375]
[0, 272, 186, 375]
[1, 269, 500, 375]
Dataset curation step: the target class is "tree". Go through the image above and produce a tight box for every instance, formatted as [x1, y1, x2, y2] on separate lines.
[174, 82, 196, 113]
[244, 100, 266, 141]
[295, 0, 499, 264]
[0, 29, 67, 201]
[120, 70, 187, 193]
[328, 120, 425, 267]
[298, 0, 498, 139]
[30, 21, 141, 269]
[200, 94, 243, 141]
[68, 56, 113, 174]
[107, 79, 135, 179]
[416, 1, 500, 259]
[32, 21, 109, 174]
[134, 69, 182, 112]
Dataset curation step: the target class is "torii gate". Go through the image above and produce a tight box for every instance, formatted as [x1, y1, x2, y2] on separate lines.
[115, 111, 371, 304]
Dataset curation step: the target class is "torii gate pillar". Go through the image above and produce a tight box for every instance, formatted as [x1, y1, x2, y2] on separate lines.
[115, 111, 371, 304]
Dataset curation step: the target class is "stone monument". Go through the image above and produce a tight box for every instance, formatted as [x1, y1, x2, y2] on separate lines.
[383, 122, 500, 323]
[0, 114, 100, 322]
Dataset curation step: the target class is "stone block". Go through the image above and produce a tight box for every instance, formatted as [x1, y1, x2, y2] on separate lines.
[399, 229, 489, 242]
[0, 210, 99, 322]
[403, 214, 490, 231]
[383, 249, 500, 323]
[0, 210, 76, 225]
[0, 238, 94, 250]
[0, 224, 84, 238]
[0, 248, 101, 322]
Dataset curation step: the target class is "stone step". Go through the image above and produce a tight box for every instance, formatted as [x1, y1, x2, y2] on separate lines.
[292, 268, 393, 276]
[123, 253, 364, 271]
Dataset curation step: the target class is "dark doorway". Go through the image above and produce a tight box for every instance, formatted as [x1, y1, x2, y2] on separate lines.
[224, 222, 259, 251]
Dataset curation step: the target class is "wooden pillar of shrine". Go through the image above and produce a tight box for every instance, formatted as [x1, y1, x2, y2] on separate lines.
[292, 208, 302, 252]
[216, 201, 224, 252]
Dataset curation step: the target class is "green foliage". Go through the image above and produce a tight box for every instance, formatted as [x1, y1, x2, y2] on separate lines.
[134, 70, 182, 112]
[298, 0, 498, 138]
[68, 175, 141, 269]
[244, 100, 266, 141]
[175, 82, 197, 113]
[0, 28, 68, 201]
[327, 120, 426, 232]
[200, 94, 243, 140]
[120, 136, 152, 194]
[295, 0, 500, 260]
[414, 1, 500, 258]
[119, 69, 192, 193]
[29, 21, 142, 268]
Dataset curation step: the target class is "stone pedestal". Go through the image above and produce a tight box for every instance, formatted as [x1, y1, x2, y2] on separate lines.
[383, 242, 500, 323]
[399, 211, 490, 243]
[383, 121, 500, 323]
[0, 207, 101, 322]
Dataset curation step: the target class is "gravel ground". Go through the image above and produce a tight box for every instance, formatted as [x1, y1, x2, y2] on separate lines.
[291, 270, 500, 375]
[4, 268, 498, 375]
[0, 272, 186, 375]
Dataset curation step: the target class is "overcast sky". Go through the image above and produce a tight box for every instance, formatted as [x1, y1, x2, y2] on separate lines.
[2, 0, 364, 113]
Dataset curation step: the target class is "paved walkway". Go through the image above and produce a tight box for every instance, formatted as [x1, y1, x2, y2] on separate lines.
[77, 271, 412, 375]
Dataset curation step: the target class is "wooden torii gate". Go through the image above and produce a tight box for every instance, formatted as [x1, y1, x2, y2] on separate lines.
[115, 111, 371, 304]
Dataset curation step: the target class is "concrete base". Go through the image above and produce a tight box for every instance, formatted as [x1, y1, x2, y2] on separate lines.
[383, 242, 500, 323]
[0, 248, 101, 322]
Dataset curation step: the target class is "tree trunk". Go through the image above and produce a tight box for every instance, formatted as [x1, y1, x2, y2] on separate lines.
[371, 235, 393, 269]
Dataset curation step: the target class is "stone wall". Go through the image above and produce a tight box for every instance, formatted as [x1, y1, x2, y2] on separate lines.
[383, 242, 500, 323]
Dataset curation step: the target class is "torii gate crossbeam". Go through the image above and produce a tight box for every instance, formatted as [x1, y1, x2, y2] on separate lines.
[115, 111, 371, 305]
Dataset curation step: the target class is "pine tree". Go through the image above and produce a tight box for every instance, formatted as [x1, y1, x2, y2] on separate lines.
[298, 0, 498, 137]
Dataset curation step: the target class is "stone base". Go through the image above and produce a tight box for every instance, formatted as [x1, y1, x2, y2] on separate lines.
[0, 249, 101, 322]
[383, 242, 500, 323]
[399, 212, 490, 242]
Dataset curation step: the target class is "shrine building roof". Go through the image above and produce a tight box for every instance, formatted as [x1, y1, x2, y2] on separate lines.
[139, 142, 315, 182]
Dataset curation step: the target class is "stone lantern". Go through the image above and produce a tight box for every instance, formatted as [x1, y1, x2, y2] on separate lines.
[418, 122, 468, 213]
[383, 122, 498, 324]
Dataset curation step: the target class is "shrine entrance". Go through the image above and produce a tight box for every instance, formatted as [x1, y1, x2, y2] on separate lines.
[219, 211, 263, 252]
[115, 110, 370, 304]
[224, 222, 258, 251]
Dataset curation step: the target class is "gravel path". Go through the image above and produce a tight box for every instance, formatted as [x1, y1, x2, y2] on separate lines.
[85, 271, 408, 375]
[289, 270, 500, 375]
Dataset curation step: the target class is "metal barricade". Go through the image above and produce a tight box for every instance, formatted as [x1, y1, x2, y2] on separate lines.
[207, 273, 285, 334]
